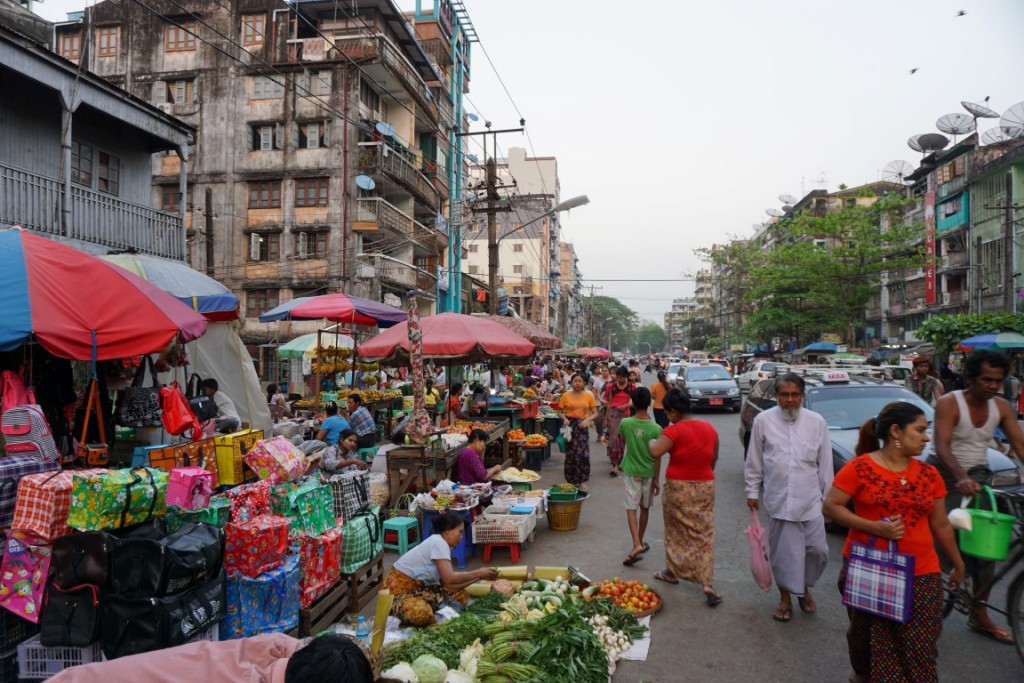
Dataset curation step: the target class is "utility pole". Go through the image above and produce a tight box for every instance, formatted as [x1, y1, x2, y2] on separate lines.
[586, 284, 602, 344]
[204, 187, 214, 277]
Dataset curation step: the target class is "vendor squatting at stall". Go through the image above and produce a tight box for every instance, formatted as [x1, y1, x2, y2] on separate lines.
[382, 511, 498, 626]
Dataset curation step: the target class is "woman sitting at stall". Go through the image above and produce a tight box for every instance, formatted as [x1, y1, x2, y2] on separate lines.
[456, 428, 502, 485]
[382, 511, 498, 626]
[267, 383, 293, 421]
[318, 429, 370, 476]
[442, 383, 468, 427]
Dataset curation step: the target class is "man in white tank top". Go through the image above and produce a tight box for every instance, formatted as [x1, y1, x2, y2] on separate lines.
[933, 349, 1024, 644]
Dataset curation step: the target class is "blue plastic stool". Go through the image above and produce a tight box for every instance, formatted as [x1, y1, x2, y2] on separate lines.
[356, 447, 377, 463]
[382, 516, 421, 555]
[421, 509, 474, 569]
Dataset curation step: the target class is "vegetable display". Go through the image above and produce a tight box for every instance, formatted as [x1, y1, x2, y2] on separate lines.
[583, 578, 661, 615]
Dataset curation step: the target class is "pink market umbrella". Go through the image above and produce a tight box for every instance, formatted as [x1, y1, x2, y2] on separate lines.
[358, 313, 536, 365]
[576, 346, 612, 359]
[404, 291, 432, 444]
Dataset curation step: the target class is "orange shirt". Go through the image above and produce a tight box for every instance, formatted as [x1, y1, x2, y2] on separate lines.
[558, 390, 596, 420]
[649, 382, 668, 410]
[832, 455, 946, 576]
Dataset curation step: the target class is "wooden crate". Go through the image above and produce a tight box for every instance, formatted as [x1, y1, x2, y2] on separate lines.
[344, 551, 385, 614]
[299, 580, 350, 636]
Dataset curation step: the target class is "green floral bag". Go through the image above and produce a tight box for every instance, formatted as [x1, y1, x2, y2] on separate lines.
[67, 468, 168, 531]
[271, 479, 335, 537]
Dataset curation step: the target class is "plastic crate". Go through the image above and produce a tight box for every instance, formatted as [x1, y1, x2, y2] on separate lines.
[2, 608, 40, 653]
[471, 511, 537, 544]
[18, 624, 220, 680]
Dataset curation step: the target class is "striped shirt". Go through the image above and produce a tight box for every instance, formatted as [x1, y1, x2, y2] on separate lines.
[348, 406, 375, 437]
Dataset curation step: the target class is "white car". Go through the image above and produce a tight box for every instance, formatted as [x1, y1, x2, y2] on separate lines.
[666, 363, 685, 382]
[736, 360, 790, 391]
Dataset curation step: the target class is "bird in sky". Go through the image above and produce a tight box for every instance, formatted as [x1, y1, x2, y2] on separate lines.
[909, 68, 919, 75]
[956, 10, 967, 17]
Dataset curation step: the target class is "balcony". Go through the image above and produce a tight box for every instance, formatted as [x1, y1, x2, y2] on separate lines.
[357, 142, 439, 207]
[431, 86, 454, 131]
[939, 250, 968, 270]
[1, 162, 183, 259]
[421, 37, 453, 67]
[353, 197, 446, 256]
[356, 252, 437, 295]
[421, 159, 450, 200]
[331, 35, 438, 123]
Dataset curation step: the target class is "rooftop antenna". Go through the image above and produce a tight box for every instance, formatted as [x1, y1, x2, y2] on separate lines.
[961, 100, 1000, 137]
[354, 175, 375, 192]
[778, 194, 798, 205]
[882, 160, 915, 184]
[907, 134, 925, 154]
[917, 133, 950, 154]
[765, 208, 785, 218]
[936, 113, 976, 144]
[1000, 102, 1024, 139]
[981, 127, 1022, 145]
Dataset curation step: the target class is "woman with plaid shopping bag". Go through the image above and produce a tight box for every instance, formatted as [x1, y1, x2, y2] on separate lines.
[823, 402, 966, 683]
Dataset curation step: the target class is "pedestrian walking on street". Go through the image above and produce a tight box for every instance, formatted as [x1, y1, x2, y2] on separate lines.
[648, 388, 722, 606]
[558, 373, 598, 493]
[618, 387, 663, 566]
[824, 401, 965, 683]
[590, 364, 611, 438]
[650, 371, 671, 428]
[744, 372, 833, 622]
[603, 367, 635, 477]
[906, 356, 944, 406]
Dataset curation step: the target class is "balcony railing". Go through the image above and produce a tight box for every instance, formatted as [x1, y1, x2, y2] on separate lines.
[354, 197, 446, 253]
[356, 252, 437, 294]
[332, 35, 438, 122]
[357, 142, 438, 206]
[1, 162, 183, 259]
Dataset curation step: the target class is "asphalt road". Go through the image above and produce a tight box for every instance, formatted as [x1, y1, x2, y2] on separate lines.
[363, 373, 1024, 681]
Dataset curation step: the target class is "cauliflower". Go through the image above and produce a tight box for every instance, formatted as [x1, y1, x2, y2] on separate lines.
[381, 663, 419, 683]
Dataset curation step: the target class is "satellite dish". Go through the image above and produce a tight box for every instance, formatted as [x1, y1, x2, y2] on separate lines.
[374, 122, 395, 137]
[917, 133, 950, 152]
[766, 208, 784, 217]
[466, 153, 479, 163]
[467, 113, 479, 122]
[962, 101, 999, 119]
[936, 113, 976, 141]
[781, 205, 794, 213]
[907, 135, 925, 153]
[355, 175, 375, 191]
[778, 194, 798, 204]
[1000, 102, 1024, 132]
[882, 160, 915, 184]
[982, 127, 1024, 145]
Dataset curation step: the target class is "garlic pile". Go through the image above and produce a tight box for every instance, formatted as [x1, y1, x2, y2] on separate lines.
[586, 614, 631, 663]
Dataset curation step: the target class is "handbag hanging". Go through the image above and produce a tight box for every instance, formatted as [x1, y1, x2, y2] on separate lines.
[841, 530, 915, 623]
[117, 356, 163, 428]
[77, 378, 109, 466]
[160, 381, 202, 440]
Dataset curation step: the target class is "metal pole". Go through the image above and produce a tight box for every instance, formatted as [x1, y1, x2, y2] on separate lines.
[487, 155, 498, 315]
[205, 187, 214, 275]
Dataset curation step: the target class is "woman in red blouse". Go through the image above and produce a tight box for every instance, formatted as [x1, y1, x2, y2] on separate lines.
[823, 402, 965, 683]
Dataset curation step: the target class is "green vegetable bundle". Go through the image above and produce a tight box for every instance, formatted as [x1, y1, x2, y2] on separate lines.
[380, 613, 487, 671]
[577, 596, 646, 642]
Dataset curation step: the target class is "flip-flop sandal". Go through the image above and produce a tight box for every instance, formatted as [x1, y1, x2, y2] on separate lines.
[609, 470, 619, 477]
[639, 542, 651, 554]
[772, 606, 793, 622]
[622, 553, 643, 566]
[703, 590, 723, 607]
[797, 596, 816, 614]
[968, 620, 1014, 644]
[653, 571, 679, 585]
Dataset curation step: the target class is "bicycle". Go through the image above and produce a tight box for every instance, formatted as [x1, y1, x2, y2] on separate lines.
[942, 483, 1024, 665]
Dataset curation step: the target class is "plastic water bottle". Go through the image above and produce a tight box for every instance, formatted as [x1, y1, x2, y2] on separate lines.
[355, 615, 369, 644]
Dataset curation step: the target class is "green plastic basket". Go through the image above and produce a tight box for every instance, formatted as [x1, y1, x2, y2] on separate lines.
[548, 487, 578, 502]
[509, 482, 533, 492]
[959, 486, 1017, 561]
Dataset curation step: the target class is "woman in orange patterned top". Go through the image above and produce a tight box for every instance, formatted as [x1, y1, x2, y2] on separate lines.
[558, 373, 598, 492]
[823, 401, 965, 683]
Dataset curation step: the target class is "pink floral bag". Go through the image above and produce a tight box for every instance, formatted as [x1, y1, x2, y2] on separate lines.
[0, 531, 52, 623]
[166, 467, 214, 511]
[745, 509, 772, 592]
[242, 436, 306, 485]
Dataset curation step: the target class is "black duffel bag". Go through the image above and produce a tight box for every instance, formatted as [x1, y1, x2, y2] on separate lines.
[101, 571, 225, 660]
[110, 523, 223, 598]
[51, 531, 112, 589]
[39, 582, 102, 647]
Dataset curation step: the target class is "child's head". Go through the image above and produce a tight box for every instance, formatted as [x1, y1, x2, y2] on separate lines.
[630, 386, 652, 411]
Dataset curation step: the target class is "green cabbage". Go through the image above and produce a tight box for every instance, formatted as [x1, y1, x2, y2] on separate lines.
[411, 654, 448, 683]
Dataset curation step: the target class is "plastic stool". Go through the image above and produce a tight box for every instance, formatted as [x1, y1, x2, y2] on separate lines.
[356, 447, 377, 463]
[483, 543, 520, 564]
[382, 517, 421, 555]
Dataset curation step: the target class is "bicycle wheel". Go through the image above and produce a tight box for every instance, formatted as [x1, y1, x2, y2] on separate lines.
[941, 569, 973, 618]
[1007, 570, 1024, 666]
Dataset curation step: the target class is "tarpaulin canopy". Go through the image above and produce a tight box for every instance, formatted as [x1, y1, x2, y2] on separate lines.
[801, 342, 838, 353]
[0, 228, 207, 360]
[276, 332, 355, 360]
[257, 293, 406, 327]
[102, 252, 239, 320]
[959, 332, 1024, 350]
[474, 315, 562, 350]
[358, 312, 536, 364]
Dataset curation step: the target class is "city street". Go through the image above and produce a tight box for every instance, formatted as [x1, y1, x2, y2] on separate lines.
[470, 378, 1024, 682]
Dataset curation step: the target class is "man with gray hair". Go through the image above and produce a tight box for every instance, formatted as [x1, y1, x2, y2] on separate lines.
[744, 372, 833, 622]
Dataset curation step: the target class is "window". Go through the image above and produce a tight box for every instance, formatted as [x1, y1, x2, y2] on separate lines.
[70, 141, 92, 187]
[251, 75, 284, 99]
[513, 243, 524, 253]
[468, 244, 478, 253]
[165, 19, 196, 51]
[513, 265, 524, 274]
[160, 185, 193, 211]
[248, 181, 281, 208]
[248, 233, 280, 262]
[57, 30, 81, 60]
[298, 71, 332, 97]
[468, 265, 479, 274]
[96, 25, 119, 57]
[296, 231, 329, 259]
[167, 79, 195, 105]
[295, 178, 329, 207]
[250, 124, 276, 151]
[246, 289, 279, 317]
[97, 152, 120, 195]
[241, 13, 265, 46]
[298, 122, 329, 148]
[359, 78, 380, 112]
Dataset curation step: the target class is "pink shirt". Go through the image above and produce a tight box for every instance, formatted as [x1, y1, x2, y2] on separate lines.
[49, 633, 300, 683]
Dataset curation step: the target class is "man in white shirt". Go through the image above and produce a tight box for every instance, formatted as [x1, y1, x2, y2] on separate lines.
[744, 373, 833, 623]
[200, 378, 240, 434]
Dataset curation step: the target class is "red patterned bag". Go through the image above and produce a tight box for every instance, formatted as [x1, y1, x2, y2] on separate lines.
[223, 514, 290, 579]
[225, 481, 272, 524]
[296, 523, 343, 608]
[11, 469, 107, 541]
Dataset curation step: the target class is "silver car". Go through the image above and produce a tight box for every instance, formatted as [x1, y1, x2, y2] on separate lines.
[736, 360, 790, 391]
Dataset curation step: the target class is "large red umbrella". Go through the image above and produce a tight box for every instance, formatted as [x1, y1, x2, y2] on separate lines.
[576, 346, 612, 359]
[257, 293, 406, 327]
[475, 315, 561, 351]
[358, 313, 536, 365]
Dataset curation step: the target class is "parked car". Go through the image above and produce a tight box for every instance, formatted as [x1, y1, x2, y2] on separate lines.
[877, 365, 911, 386]
[737, 370, 1021, 487]
[675, 364, 741, 412]
[665, 363, 685, 383]
[736, 360, 790, 391]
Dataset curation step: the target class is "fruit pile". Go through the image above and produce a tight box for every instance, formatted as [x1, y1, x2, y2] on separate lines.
[339, 389, 401, 402]
[582, 579, 660, 615]
[507, 429, 527, 441]
[524, 433, 548, 447]
[446, 421, 496, 437]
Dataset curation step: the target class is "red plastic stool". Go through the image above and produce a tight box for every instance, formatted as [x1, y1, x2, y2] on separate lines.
[483, 543, 520, 564]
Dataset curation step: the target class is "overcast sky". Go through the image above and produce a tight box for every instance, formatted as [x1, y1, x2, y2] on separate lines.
[34, 0, 1024, 323]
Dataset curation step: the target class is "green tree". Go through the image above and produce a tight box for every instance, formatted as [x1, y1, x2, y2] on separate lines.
[580, 296, 640, 351]
[687, 319, 719, 351]
[634, 323, 667, 354]
[915, 312, 1024, 355]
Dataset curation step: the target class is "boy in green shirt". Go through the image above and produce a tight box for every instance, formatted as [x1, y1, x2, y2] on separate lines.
[619, 387, 663, 566]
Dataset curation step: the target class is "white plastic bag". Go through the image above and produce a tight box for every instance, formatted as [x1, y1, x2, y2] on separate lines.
[560, 424, 572, 443]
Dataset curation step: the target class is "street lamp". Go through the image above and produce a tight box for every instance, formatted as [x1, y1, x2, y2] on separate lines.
[489, 195, 590, 314]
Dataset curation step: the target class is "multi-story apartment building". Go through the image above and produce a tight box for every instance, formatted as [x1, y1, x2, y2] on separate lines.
[54, 0, 472, 350]
[663, 299, 699, 353]
[0, 21, 192, 260]
[558, 241, 583, 344]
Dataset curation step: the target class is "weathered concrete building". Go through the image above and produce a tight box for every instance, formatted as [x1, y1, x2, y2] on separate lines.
[54, 0, 468, 353]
